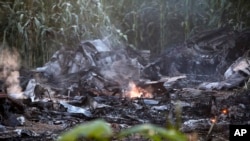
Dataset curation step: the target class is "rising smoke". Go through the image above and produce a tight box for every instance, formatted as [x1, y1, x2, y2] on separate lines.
[0, 43, 24, 99]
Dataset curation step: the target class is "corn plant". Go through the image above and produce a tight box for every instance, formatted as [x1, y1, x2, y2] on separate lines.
[1, 0, 250, 67]
[0, 0, 122, 67]
[58, 119, 187, 141]
[104, 0, 250, 56]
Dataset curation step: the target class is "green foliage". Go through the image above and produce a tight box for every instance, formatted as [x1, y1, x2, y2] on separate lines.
[58, 119, 187, 141]
[227, 0, 250, 30]
[0, 0, 119, 67]
[58, 120, 112, 141]
[1, 0, 250, 66]
[118, 124, 187, 141]
[104, 0, 250, 55]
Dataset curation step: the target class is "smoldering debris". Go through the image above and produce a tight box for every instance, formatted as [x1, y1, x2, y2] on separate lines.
[1, 29, 250, 140]
[21, 29, 250, 100]
[32, 39, 145, 98]
[199, 56, 250, 90]
[26, 29, 250, 98]
[144, 28, 250, 90]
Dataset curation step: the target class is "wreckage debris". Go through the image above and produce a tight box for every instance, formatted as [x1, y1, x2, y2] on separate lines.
[1, 28, 250, 140]
[199, 56, 250, 90]
[33, 39, 144, 97]
[144, 28, 250, 90]
[4, 28, 249, 100]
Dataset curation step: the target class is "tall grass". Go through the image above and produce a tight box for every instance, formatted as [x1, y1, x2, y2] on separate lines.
[105, 0, 250, 55]
[0, 0, 249, 67]
[0, 0, 120, 67]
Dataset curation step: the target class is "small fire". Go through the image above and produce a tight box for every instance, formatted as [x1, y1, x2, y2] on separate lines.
[210, 117, 217, 124]
[222, 109, 228, 115]
[125, 81, 152, 98]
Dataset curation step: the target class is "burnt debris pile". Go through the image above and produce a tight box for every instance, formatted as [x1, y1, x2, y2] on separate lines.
[144, 28, 250, 90]
[32, 39, 146, 96]
[20, 28, 250, 97]
[0, 28, 250, 140]
[17, 28, 250, 96]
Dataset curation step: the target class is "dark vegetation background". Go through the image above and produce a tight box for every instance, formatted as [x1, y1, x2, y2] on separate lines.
[0, 0, 249, 67]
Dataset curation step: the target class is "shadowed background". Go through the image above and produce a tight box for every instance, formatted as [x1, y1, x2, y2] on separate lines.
[0, 0, 250, 67]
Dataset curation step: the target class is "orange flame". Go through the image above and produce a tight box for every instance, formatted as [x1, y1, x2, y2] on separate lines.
[210, 117, 217, 123]
[222, 109, 228, 115]
[125, 81, 153, 98]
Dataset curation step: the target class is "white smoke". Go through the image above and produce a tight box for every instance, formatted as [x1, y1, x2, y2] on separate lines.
[0, 44, 24, 99]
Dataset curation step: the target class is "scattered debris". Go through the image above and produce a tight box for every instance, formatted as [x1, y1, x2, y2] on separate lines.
[1, 28, 250, 140]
